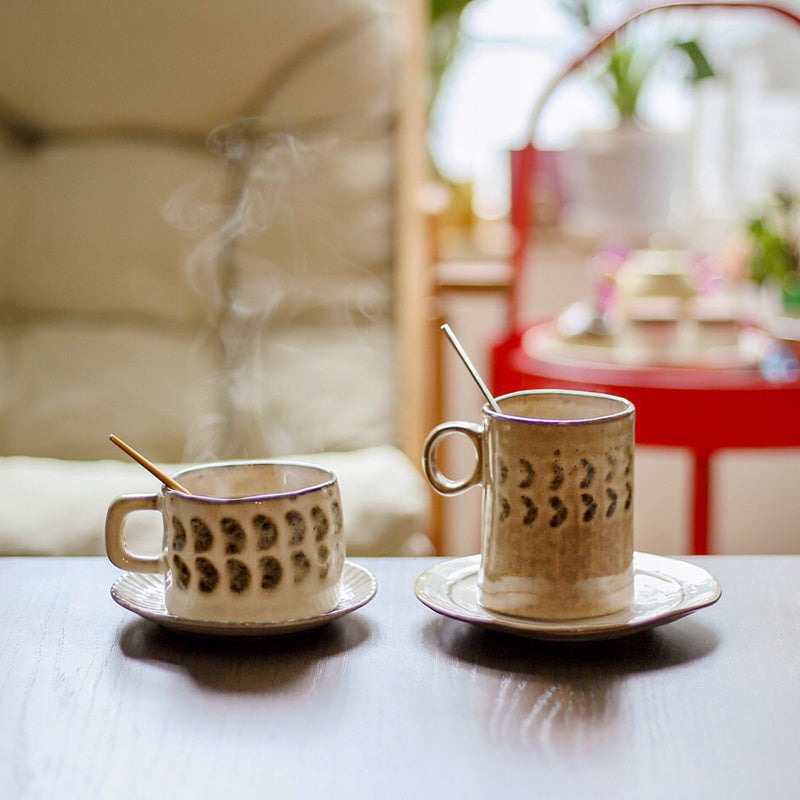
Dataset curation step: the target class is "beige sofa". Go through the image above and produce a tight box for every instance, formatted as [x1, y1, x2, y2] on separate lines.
[0, 0, 433, 556]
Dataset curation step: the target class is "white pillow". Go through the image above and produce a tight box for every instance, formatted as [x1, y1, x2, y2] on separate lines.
[0, 445, 430, 558]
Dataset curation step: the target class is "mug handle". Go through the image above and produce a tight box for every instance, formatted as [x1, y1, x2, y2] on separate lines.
[422, 421, 484, 495]
[105, 493, 167, 574]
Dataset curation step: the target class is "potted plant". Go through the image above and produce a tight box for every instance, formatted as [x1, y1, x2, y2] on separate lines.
[560, 0, 714, 123]
[746, 190, 800, 313]
[558, 0, 714, 243]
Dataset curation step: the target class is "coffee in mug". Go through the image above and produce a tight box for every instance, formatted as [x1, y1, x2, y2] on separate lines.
[106, 461, 345, 622]
[423, 390, 635, 620]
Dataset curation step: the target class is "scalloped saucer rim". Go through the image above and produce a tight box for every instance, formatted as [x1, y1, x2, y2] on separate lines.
[111, 560, 377, 636]
[414, 552, 721, 642]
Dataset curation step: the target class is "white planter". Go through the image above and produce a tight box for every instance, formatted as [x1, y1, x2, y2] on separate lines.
[562, 122, 690, 245]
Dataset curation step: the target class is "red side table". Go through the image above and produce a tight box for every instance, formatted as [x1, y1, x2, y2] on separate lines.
[492, 321, 800, 554]
[492, 1, 800, 553]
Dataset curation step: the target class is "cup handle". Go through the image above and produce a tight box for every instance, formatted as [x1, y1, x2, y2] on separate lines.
[422, 421, 484, 495]
[105, 493, 166, 574]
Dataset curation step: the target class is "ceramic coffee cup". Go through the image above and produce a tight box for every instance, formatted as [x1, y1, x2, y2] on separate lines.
[423, 390, 635, 620]
[105, 461, 345, 622]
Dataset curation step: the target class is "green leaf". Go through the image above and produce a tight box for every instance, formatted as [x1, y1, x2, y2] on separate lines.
[430, 0, 472, 22]
[673, 39, 715, 82]
[602, 40, 653, 120]
[747, 216, 795, 286]
[558, 0, 593, 28]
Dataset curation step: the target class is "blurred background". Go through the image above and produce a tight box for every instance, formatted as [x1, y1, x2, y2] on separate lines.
[3, 0, 800, 559]
[427, 0, 800, 556]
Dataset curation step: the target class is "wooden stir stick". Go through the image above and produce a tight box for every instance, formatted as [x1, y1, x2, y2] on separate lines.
[109, 434, 190, 494]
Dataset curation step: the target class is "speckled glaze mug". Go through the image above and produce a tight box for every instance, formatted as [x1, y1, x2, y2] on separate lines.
[106, 461, 345, 622]
[424, 390, 635, 620]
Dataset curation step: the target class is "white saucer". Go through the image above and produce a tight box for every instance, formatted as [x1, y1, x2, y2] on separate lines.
[415, 553, 721, 642]
[111, 560, 377, 637]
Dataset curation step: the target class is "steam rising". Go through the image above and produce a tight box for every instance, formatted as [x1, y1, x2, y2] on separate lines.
[163, 123, 394, 461]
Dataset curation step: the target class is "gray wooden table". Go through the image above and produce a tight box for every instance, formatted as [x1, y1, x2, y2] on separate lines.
[2, 556, 799, 799]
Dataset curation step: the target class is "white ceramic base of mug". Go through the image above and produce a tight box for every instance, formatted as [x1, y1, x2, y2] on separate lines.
[165, 581, 342, 623]
[478, 565, 634, 620]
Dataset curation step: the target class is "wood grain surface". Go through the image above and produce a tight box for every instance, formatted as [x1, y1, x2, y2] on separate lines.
[1, 556, 799, 799]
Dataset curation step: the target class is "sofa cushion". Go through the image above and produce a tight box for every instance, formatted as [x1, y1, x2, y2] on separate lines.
[4, 141, 223, 322]
[0, 0, 404, 464]
[0, 1, 396, 135]
[0, 323, 219, 462]
[0, 445, 430, 557]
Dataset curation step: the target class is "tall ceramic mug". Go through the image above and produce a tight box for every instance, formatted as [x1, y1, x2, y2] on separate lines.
[423, 390, 635, 620]
[106, 461, 345, 622]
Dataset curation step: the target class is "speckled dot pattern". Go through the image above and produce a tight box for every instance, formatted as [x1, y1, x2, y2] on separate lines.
[167, 502, 340, 595]
[191, 518, 213, 553]
[221, 517, 246, 554]
[484, 429, 634, 584]
[253, 514, 278, 550]
[172, 554, 191, 589]
[474, 392, 635, 619]
[158, 463, 346, 623]
[259, 556, 283, 590]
